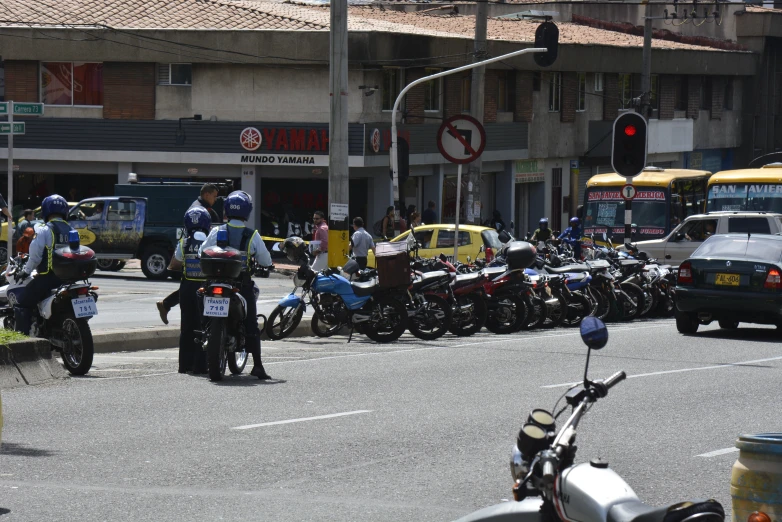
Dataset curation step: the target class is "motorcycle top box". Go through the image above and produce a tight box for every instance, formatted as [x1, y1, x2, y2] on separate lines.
[52, 246, 97, 280]
[505, 241, 537, 270]
[200, 246, 244, 279]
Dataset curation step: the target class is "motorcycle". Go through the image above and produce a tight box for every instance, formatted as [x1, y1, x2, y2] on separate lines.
[457, 316, 725, 522]
[0, 231, 99, 375]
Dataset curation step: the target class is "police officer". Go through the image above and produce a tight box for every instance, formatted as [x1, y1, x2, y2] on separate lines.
[558, 217, 584, 260]
[200, 191, 273, 380]
[168, 207, 211, 374]
[13, 195, 74, 335]
[531, 217, 553, 243]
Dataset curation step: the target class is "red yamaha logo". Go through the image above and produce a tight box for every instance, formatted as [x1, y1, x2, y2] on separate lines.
[370, 128, 381, 153]
[240, 127, 262, 151]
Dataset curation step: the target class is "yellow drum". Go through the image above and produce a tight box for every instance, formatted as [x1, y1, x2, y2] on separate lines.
[731, 433, 782, 522]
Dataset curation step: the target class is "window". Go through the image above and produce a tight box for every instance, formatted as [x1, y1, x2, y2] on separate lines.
[548, 72, 561, 112]
[700, 76, 712, 110]
[158, 64, 192, 86]
[413, 230, 434, 249]
[677, 219, 718, 242]
[41, 62, 103, 106]
[594, 73, 604, 92]
[724, 78, 734, 110]
[70, 201, 103, 220]
[728, 217, 771, 235]
[107, 200, 136, 221]
[577, 72, 586, 112]
[423, 68, 442, 112]
[435, 230, 472, 248]
[497, 70, 510, 112]
[533, 71, 541, 92]
[674, 76, 688, 111]
[461, 75, 471, 112]
[618, 73, 633, 110]
[382, 68, 401, 111]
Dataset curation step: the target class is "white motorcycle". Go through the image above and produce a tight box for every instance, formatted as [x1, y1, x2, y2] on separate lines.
[457, 317, 724, 522]
[0, 232, 99, 375]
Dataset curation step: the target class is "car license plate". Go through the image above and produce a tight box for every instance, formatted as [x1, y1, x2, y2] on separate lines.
[71, 297, 97, 318]
[203, 297, 230, 317]
[715, 273, 740, 286]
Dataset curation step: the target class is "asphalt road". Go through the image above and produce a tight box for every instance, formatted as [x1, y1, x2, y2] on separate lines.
[1, 319, 779, 521]
[89, 270, 297, 330]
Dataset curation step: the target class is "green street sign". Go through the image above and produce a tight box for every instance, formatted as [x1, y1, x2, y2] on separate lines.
[0, 122, 26, 135]
[12, 103, 43, 116]
[0, 103, 7, 115]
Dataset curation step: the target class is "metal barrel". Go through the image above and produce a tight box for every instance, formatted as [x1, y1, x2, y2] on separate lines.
[731, 433, 782, 522]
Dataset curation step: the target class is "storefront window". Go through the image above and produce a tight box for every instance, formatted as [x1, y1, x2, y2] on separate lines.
[41, 62, 103, 106]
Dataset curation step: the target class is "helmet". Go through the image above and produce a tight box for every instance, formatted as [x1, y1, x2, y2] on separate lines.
[539, 217, 549, 227]
[41, 195, 69, 221]
[569, 217, 580, 227]
[224, 190, 252, 220]
[184, 206, 211, 234]
[282, 236, 307, 263]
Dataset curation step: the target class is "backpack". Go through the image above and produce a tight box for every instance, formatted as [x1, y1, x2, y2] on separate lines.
[372, 219, 384, 237]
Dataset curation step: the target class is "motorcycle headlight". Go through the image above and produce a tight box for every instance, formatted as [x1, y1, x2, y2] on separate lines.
[511, 444, 527, 482]
[293, 273, 306, 288]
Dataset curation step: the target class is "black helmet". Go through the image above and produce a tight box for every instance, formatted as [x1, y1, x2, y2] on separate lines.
[282, 236, 307, 263]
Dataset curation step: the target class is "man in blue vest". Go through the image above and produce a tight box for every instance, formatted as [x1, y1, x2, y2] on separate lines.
[13, 195, 74, 335]
[168, 206, 211, 374]
[200, 191, 273, 380]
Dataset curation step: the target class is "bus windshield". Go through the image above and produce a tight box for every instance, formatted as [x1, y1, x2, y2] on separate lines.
[583, 188, 668, 241]
[707, 183, 782, 213]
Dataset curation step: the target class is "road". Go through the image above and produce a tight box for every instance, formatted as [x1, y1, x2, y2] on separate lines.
[1, 319, 779, 521]
[90, 270, 296, 330]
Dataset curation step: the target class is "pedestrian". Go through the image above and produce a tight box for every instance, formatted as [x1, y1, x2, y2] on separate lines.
[167, 207, 211, 374]
[16, 209, 34, 237]
[350, 217, 375, 270]
[310, 210, 329, 271]
[200, 191, 273, 380]
[422, 200, 437, 224]
[380, 206, 395, 240]
[157, 183, 222, 324]
[15, 227, 34, 255]
[408, 211, 421, 228]
[489, 210, 506, 232]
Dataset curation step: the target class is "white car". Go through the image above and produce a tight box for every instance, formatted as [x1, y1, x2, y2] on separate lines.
[623, 212, 782, 265]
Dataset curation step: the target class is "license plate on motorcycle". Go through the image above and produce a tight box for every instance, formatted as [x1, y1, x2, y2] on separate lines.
[71, 297, 97, 318]
[203, 297, 230, 317]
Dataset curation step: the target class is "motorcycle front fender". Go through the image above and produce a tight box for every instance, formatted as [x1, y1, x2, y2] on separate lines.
[278, 293, 303, 309]
[454, 497, 545, 522]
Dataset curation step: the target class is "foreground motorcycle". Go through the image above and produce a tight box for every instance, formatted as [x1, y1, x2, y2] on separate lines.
[1, 231, 99, 375]
[456, 316, 725, 522]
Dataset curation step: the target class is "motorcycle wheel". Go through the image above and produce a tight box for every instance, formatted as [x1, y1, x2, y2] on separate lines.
[448, 294, 487, 337]
[656, 290, 675, 317]
[520, 295, 545, 330]
[593, 288, 611, 321]
[3, 315, 15, 330]
[310, 311, 342, 337]
[60, 314, 94, 376]
[619, 283, 644, 321]
[485, 293, 527, 334]
[266, 304, 304, 340]
[542, 292, 567, 329]
[227, 349, 247, 374]
[638, 286, 657, 318]
[364, 297, 408, 343]
[562, 293, 591, 327]
[408, 294, 452, 341]
[206, 318, 227, 382]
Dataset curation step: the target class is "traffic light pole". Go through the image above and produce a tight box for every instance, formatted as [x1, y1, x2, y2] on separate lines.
[625, 177, 633, 246]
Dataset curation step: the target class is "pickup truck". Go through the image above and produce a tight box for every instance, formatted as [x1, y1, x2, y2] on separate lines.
[621, 212, 782, 265]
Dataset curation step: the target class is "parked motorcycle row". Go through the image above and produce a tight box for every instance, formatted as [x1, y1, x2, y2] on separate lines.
[265, 232, 679, 344]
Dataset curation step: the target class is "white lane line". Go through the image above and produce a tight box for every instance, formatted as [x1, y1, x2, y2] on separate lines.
[696, 447, 739, 458]
[76, 371, 178, 381]
[542, 355, 782, 389]
[232, 410, 372, 430]
[93, 355, 176, 360]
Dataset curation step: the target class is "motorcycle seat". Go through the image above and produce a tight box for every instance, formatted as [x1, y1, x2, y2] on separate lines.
[411, 271, 450, 290]
[564, 272, 590, 282]
[453, 272, 484, 287]
[608, 499, 724, 522]
[483, 266, 507, 279]
[586, 260, 612, 270]
[351, 278, 378, 297]
[620, 259, 644, 267]
[546, 264, 590, 274]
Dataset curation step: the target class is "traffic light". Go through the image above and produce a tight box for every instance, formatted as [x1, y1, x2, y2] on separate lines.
[390, 136, 410, 185]
[534, 21, 559, 68]
[611, 112, 647, 178]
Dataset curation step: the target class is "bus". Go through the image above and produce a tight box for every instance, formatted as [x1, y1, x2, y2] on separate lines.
[706, 164, 782, 213]
[582, 167, 712, 243]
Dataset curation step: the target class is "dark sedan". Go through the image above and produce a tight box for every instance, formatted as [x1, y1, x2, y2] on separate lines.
[675, 234, 782, 333]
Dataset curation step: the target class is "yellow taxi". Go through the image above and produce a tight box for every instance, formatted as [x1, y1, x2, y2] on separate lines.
[367, 224, 503, 267]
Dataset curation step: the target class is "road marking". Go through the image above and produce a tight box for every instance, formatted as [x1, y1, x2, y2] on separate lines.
[75, 371, 178, 381]
[542, 355, 782, 388]
[696, 447, 739, 458]
[232, 410, 372, 430]
[94, 355, 176, 360]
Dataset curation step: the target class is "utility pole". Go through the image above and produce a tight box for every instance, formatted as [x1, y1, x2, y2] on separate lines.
[327, 0, 350, 268]
[466, 0, 488, 225]
[640, 1, 653, 115]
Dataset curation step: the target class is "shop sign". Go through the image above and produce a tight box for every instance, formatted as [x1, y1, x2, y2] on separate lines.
[240, 127, 262, 151]
[515, 159, 544, 183]
[240, 154, 327, 166]
[240, 127, 330, 153]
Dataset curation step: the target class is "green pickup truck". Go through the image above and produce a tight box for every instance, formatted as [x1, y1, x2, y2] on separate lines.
[66, 182, 225, 280]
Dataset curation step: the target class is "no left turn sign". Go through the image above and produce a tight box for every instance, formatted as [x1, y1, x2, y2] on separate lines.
[436, 115, 487, 164]
[621, 184, 637, 201]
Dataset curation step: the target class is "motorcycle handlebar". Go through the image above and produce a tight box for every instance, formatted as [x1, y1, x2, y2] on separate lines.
[603, 371, 627, 390]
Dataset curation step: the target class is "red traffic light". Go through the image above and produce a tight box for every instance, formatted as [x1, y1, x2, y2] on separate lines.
[624, 125, 637, 137]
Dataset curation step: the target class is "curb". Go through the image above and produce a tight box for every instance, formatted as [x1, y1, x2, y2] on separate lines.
[91, 317, 313, 353]
[0, 338, 67, 388]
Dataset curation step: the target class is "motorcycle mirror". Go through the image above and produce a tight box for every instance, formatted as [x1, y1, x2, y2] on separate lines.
[580, 316, 608, 350]
[466, 255, 472, 263]
[272, 242, 282, 252]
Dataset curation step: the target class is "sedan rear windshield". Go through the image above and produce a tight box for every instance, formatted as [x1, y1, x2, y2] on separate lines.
[481, 229, 502, 250]
[692, 236, 782, 262]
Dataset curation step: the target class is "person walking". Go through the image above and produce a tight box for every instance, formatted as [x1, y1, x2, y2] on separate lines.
[422, 200, 437, 224]
[16, 209, 34, 237]
[350, 217, 375, 270]
[380, 206, 395, 240]
[310, 210, 329, 271]
[408, 211, 422, 228]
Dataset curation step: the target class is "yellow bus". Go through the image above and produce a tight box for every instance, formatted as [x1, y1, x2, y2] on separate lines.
[583, 167, 712, 243]
[706, 164, 782, 213]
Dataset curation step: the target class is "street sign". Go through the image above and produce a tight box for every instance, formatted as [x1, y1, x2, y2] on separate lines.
[0, 103, 7, 115]
[0, 123, 25, 135]
[436, 115, 487, 164]
[621, 184, 637, 201]
[12, 103, 44, 116]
